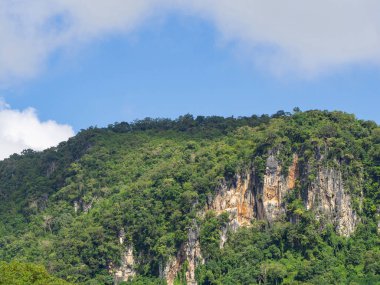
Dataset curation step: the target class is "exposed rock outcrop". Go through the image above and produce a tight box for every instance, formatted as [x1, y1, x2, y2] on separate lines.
[208, 170, 255, 228]
[162, 222, 204, 285]
[208, 154, 299, 227]
[305, 167, 358, 236]
[259, 154, 298, 221]
[111, 229, 136, 284]
[219, 225, 228, 249]
[113, 246, 136, 284]
[73, 197, 97, 213]
[207, 153, 358, 236]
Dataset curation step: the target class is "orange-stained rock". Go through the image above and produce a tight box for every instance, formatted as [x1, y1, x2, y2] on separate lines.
[287, 154, 298, 189]
[208, 170, 255, 227]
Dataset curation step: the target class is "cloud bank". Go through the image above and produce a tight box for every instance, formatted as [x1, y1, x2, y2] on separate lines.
[1, 0, 380, 81]
[185, 0, 380, 75]
[0, 101, 74, 159]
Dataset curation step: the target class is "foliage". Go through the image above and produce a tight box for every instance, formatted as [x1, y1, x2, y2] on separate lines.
[0, 110, 379, 284]
[0, 261, 72, 285]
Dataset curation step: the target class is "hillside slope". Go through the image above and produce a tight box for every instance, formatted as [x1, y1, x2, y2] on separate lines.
[1, 110, 380, 285]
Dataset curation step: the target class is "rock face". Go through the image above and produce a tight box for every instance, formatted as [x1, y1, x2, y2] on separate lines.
[162, 222, 204, 285]
[305, 167, 358, 236]
[259, 154, 298, 222]
[219, 225, 228, 249]
[207, 153, 358, 236]
[208, 170, 255, 229]
[208, 154, 299, 227]
[112, 229, 136, 284]
[114, 246, 136, 283]
[73, 197, 97, 213]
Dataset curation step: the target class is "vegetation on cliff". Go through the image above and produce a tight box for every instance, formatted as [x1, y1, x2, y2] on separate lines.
[0, 110, 380, 284]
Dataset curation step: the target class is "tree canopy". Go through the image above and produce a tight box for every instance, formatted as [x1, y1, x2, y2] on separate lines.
[0, 110, 379, 284]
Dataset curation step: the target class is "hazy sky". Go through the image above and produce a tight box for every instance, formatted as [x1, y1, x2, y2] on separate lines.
[0, 0, 379, 158]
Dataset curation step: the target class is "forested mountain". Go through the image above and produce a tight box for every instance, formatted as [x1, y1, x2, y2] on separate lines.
[1, 110, 380, 285]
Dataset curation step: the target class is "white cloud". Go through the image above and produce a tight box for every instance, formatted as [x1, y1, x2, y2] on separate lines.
[181, 0, 380, 75]
[0, 101, 74, 160]
[0, 0, 380, 81]
[0, 0, 159, 83]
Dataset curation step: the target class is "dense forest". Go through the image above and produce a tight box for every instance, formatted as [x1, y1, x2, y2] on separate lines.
[1, 110, 380, 285]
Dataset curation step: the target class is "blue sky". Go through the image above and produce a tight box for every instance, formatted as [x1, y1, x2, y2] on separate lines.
[4, 14, 380, 130]
[0, 1, 379, 158]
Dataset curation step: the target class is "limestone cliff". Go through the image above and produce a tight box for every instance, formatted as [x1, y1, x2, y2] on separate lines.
[208, 170, 255, 228]
[111, 229, 136, 284]
[208, 154, 299, 227]
[207, 153, 358, 236]
[113, 247, 136, 284]
[258, 154, 299, 222]
[305, 167, 358, 236]
[161, 222, 204, 285]
[73, 197, 97, 213]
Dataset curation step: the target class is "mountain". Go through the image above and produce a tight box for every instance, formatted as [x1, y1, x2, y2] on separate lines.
[1, 110, 380, 285]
